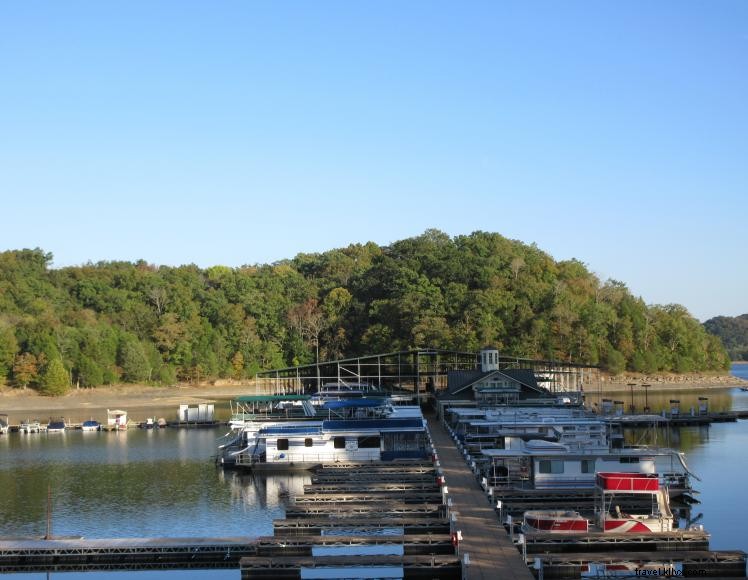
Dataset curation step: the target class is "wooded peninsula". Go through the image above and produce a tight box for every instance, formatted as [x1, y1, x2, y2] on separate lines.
[0, 230, 729, 395]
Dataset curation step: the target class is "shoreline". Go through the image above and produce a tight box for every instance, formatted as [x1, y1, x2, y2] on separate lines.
[1, 371, 747, 414]
[597, 372, 748, 394]
[0, 383, 258, 415]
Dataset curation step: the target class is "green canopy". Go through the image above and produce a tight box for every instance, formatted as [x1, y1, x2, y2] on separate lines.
[234, 394, 311, 403]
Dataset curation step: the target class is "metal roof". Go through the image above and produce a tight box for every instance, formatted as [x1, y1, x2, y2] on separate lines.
[234, 395, 311, 403]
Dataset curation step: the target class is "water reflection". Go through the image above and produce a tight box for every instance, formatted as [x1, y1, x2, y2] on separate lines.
[0, 427, 309, 540]
[585, 387, 740, 414]
[220, 470, 309, 511]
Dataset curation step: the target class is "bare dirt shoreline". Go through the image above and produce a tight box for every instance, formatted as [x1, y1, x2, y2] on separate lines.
[0, 383, 258, 414]
[599, 373, 748, 394]
[1, 372, 747, 414]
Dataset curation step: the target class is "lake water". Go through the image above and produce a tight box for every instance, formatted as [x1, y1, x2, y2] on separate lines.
[3, 364, 748, 578]
[0, 427, 308, 580]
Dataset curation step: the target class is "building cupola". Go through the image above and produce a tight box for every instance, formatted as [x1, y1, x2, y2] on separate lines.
[480, 346, 499, 372]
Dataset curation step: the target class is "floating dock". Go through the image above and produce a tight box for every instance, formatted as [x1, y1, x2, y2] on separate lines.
[427, 415, 534, 580]
[521, 530, 711, 553]
[527, 549, 747, 578]
[240, 458, 464, 579]
[0, 536, 255, 572]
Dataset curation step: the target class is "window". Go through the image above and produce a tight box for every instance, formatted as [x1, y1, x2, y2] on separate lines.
[358, 436, 380, 449]
[304, 438, 313, 447]
[619, 456, 640, 464]
[538, 460, 564, 474]
[581, 459, 595, 474]
[333, 437, 346, 449]
[277, 438, 289, 451]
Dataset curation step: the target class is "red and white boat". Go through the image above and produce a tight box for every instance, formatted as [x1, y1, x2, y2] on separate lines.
[523, 510, 589, 533]
[595, 472, 673, 533]
[522, 472, 675, 534]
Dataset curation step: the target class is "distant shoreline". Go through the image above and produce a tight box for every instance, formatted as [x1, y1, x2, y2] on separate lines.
[0, 383, 256, 417]
[1, 371, 747, 415]
[597, 371, 747, 394]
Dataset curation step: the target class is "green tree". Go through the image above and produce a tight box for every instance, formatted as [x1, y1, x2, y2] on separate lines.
[0, 325, 19, 383]
[39, 357, 70, 396]
[118, 336, 151, 383]
[605, 347, 626, 375]
[77, 355, 104, 387]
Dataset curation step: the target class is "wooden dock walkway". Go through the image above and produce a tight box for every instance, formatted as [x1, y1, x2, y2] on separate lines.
[427, 414, 533, 580]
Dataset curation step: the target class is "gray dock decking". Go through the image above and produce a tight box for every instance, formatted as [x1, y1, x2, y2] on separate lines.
[427, 414, 534, 580]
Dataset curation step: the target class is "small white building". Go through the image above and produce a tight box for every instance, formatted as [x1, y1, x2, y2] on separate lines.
[107, 409, 128, 430]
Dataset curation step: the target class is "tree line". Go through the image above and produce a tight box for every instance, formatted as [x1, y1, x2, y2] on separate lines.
[0, 230, 730, 395]
[704, 314, 748, 361]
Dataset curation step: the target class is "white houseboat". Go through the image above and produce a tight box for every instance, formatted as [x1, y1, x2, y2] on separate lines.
[219, 404, 429, 471]
[106, 409, 128, 430]
[443, 405, 695, 496]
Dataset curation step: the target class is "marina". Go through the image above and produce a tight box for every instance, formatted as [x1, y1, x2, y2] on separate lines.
[1, 361, 747, 579]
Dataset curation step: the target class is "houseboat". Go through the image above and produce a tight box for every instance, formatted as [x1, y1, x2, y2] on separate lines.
[106, 409, 128, 430]
[219, 404, 429, 471]
[444, 405, 695, 497]
[479, 437, 693, 497]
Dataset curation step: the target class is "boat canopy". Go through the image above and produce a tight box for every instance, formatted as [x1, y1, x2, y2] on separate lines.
[321, 398, 388, 410]
[322, 418, 425, 432]
[596, 472, 660, 493]
[235, 395, 311, 403]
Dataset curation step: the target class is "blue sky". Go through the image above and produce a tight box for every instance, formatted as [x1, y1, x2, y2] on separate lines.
[1, 1, 746, 321]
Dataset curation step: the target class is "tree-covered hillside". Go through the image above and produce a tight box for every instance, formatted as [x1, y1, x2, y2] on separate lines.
[0, 231, 730, 393]
[704, 314, 748, 361]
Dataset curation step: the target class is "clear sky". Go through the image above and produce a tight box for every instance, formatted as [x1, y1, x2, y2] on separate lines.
[1, 1, 745, 321]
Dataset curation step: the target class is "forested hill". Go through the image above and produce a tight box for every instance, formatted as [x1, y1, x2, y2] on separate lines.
[0, 230, 729, 394]
[704, 314, 748, 361]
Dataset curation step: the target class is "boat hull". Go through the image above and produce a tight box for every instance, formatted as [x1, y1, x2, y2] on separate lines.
[246, 461, 323, 472]
[524, 511, 589, 533]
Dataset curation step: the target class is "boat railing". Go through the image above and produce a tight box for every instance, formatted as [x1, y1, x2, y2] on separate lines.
[233, 448, 427, 466]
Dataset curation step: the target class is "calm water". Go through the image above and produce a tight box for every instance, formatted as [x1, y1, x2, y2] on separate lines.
[0, 424, 309, 580]
[3, 365, 748, 578]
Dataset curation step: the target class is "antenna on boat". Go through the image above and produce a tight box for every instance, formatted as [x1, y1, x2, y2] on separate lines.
[45, 483, 52, 540]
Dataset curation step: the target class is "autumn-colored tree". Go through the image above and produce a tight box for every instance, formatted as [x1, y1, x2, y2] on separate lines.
[12, 352, 38, 388]
[287, 298, 325, 363]
[231, 351, 245, 379]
